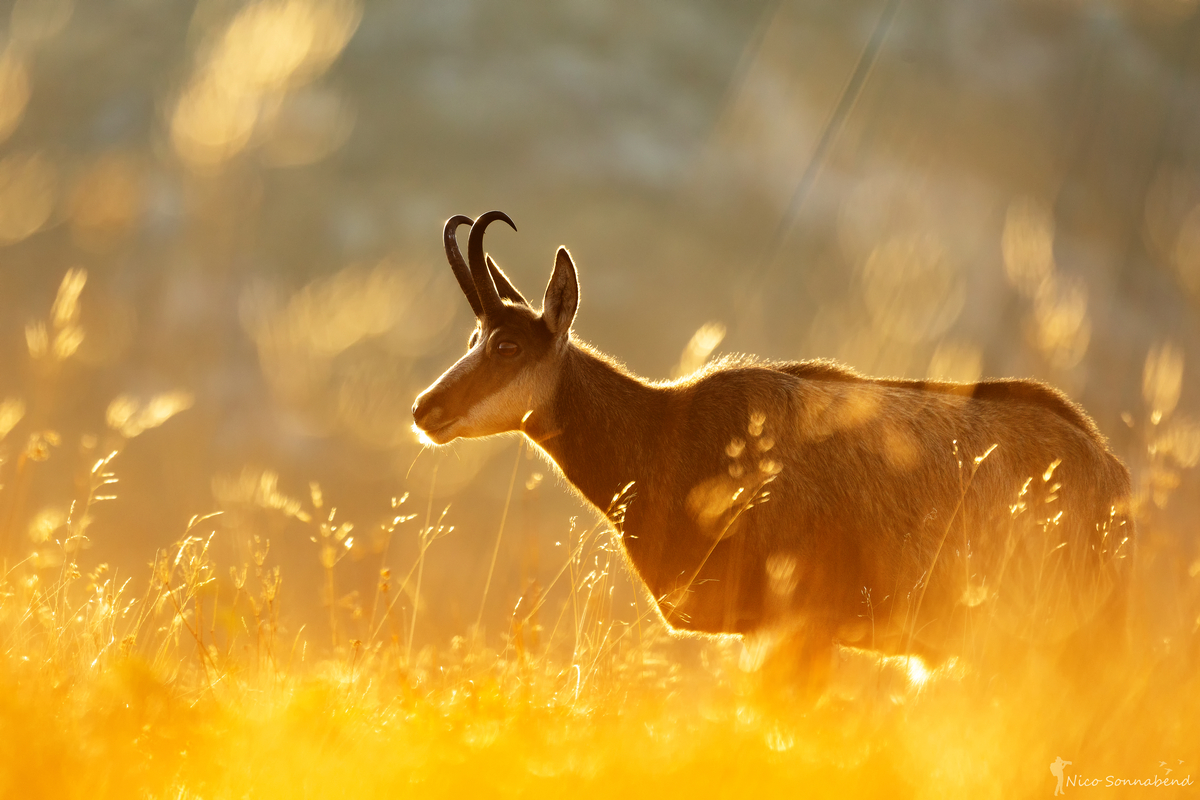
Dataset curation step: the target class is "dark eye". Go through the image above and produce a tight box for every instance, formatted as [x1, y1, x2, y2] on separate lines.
[496, 341, 520, 357]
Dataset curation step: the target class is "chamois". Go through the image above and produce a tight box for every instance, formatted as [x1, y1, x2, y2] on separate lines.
[412, 211, 1133, 674]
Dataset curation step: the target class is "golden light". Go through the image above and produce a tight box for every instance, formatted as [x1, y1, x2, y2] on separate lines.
[243, 261, 459, 448]
[672, 321, 726, 378]
[336, 356, 421, 448]
[927, 340, 983, 384]
[27, 507, 66, 544]
[244, 264, 412, 401]
[171, 74, 260, 168]
[960, 584, 988, 608]
[0, 151, 56, 244]
[24, 321, 47, 359]
[0, 397, 25, 440]
[67, 154, 144, 251]
[1, 5, 1198, 798]
[904, 656, 930, 688]
[0, 48, 30, 144]
[211, 0, 318, 93]
[1144, 340, 1184, 422]
[51, 323, 83, 361]
[1031, 273, 1091, 369]
[1143, 165, 1198, 264]
[861, 233, 964, 343]
[50, 267, 87, 331]
[297, 0, 362, 80]
[210, 0, 360, 93]
[1001, 196, 1055, 296]
[212, 466, 310, 521]
[1153, 418, 1200, 468]
[105, 391, 194, 438]
[765, 552, 798, 597]
[686, 475, 741, 531]
[765, 727, 795, 752]
[170, 0, 361, 170]
[881, 422, 919, 471]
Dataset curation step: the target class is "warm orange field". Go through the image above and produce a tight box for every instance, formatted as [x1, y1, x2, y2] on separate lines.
[1, 358, 1197, 799]
[2, 1, 1199, 796]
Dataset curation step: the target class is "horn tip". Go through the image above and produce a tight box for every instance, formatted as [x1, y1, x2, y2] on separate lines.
[479, 209, 517, 232]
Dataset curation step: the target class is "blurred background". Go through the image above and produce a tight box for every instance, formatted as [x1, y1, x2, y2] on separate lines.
[0, 0, 1198, 646]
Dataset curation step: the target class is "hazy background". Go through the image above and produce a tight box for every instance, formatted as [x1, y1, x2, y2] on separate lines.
[1, 0, 1198, 645]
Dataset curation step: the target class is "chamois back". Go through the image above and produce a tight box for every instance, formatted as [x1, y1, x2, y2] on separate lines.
[774, 358, 1103, 441]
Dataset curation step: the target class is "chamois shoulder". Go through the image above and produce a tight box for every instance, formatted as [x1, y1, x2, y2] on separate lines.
[772, 359, 1102, 440]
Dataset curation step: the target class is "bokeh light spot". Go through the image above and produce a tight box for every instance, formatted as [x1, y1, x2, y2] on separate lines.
[927, 340, 983, 384]
[1030, 274, 1090, 369]
[0, 49, 30, 144]
[673, 322, 726, 379]
[1002, 196, 1055, 296]
[861, 233, 964, 343]
[1144, 340, 1184, 421]
[0, 151, 56, 244]
[171, 75, 260, 168]
[170, 0, 361, 171]
[212, 0, 319, 93]
[0, 397, 25, 440]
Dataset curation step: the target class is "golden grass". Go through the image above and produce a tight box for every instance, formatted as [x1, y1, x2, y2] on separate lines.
[2, 444, 1197, 799]
[1, 274, 1198, 799]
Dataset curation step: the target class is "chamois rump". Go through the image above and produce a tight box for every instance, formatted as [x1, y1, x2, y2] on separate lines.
[412, 211, 1133, 675]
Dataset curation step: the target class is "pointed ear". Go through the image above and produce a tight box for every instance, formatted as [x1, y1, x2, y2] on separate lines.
[485, 255, 529, 307]
[542, 247, 579, 337]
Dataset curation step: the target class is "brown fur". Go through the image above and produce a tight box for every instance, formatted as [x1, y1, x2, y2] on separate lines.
[522, 346, 1131, 664]
[414, 214, 1133, 674]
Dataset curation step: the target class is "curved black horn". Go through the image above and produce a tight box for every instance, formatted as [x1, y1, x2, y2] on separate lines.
[444, 214, 482, 317]
[467, 210, 517, 319]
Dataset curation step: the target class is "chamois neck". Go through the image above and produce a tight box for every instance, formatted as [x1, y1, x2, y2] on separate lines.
[530, 342, 665, 515]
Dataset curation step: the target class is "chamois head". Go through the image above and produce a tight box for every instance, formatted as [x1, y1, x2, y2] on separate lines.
[412, 211, 579, 444]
